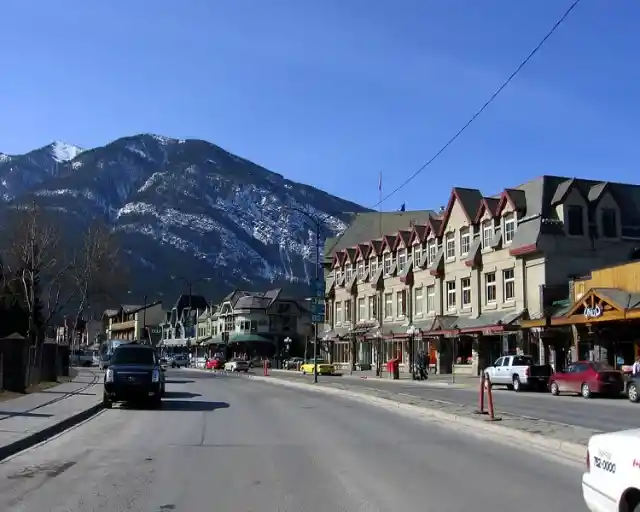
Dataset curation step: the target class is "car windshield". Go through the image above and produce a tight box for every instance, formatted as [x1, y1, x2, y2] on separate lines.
[592, 362, 615, 372]
[111, 347, 156, 365]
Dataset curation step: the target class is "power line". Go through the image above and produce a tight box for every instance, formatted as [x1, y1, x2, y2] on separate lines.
[371, 0, 583, 209]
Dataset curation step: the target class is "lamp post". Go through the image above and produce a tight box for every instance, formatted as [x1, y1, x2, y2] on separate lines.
[406, 325, 419, 380]
[373, 328, 381, 377]
[284, 336, 292, 366]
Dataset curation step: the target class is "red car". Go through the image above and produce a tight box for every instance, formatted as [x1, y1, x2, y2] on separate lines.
[549, 361, 624, 398]
[206, 358, 225, 370]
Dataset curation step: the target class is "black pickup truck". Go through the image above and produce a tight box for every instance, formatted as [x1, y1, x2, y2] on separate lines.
[103, 343, 164, 409]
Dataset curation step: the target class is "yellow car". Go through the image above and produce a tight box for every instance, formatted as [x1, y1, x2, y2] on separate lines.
[300, 360, 335, 376]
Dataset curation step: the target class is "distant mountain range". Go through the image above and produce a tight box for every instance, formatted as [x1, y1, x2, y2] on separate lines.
[0, 134, 368, 303]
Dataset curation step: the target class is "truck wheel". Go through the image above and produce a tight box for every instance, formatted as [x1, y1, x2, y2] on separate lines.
[102, 394, 113, 409]
[512, 376, 521, 392]
[629, 383, 640, 403]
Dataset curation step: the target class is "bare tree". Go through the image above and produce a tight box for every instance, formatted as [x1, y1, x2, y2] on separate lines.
[68, 222, 122, 347]
[0, 202, 75, 360]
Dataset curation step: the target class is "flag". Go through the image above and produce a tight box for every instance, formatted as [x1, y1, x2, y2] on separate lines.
[400, 203, 406, 212]
[378, 172, 382, 192]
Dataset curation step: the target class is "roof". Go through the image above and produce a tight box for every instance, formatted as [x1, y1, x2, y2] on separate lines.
[172, 294, 208, 312]
[221, 288, 282, 310]
[324, 210, 436, 259]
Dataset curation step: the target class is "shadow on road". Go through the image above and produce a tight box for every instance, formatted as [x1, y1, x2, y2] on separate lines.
[160, 400, 230, 412]
[39, 390, 97, 396]
[0, 410, 53, 419]
[163, 391, 202, 399]
[164, 380, 195, 384]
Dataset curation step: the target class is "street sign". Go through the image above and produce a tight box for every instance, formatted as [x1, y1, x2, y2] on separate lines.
[311, 302, 325, 315]
[312, 314, 325, 323]
[311, 279, 325, 298]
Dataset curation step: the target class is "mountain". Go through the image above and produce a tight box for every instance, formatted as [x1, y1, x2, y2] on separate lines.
[0, 134, 368, 302]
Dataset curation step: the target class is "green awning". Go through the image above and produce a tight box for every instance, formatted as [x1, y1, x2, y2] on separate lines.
[228, 333, 274, 344]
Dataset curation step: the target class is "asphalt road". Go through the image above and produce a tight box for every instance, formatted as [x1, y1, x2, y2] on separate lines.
[0, 369, 585, 512]
[273, 370, 640, 432]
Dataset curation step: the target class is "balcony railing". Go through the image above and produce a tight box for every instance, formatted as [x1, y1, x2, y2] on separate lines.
[110, 320, 136, 331]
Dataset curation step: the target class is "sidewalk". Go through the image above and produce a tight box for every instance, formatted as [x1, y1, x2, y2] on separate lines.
[0, 368, 104, 461]
[271, 369, 480, 388]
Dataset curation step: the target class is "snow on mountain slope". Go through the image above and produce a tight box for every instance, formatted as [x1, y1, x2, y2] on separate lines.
[0, 134, 368, 299]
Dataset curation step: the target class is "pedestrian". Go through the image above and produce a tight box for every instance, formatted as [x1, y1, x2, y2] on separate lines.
[417, 350, 428, 381]
[632, 357, 640, 376]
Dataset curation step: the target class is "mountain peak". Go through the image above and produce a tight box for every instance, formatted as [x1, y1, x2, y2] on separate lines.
[48, 141, 84, 162]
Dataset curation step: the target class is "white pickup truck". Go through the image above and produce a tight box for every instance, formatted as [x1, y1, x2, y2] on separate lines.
[483, 355, 553, 392]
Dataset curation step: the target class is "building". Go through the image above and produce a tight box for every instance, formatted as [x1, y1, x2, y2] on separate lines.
[324, 176, 640, 375]
[104, 302, 165, 342]
[199, 288, 312, 359]
[159, 294, 209, 351]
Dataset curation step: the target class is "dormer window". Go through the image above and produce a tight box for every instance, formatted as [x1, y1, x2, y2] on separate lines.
[370, 257, 378, 275]
[427, 239, 437, 265]
[357, 261, 366, 280]
[481, 220, 493, 249]
[397, 249, 407, 271]
[445, 233, 455, 260]
[345, 263, 353, 281]
[413, 244, 422, 266]
[503, 213, 516, 244]
[459, 228, 470, 255]
[383, 253, 392, 276]
[567, 205, 584, 236]
[601, 208, 617, 238]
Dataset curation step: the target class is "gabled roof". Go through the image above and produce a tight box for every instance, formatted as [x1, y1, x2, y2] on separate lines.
[380, 234, 397, 253]
[473, 197, 500, 223]
[408, 224, 428, 245]
[439, 187, 484, 234]
[355, 243, 370, 260]
[425, 217, 443, 239]
[368, 239, 384, 257]
[344, 247, 357, 264]
[392, 230, 412, 250]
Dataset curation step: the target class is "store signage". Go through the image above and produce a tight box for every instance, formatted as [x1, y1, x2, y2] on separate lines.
[583, 305, 602, 320]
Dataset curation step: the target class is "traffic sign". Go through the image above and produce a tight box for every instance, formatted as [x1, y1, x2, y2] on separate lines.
[312, 314, 325, 323]
[311, 279, 325, 298]
[311, 302, 325, 315]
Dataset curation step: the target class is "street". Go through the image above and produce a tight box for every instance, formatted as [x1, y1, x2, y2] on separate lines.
[273, 370, 640, 432]
[0, 369, 584, 511]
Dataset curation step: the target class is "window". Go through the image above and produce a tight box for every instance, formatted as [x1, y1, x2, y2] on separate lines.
[426, 286, 435, 312]
[413, 245, 422, 266]
[368, 296, 377, 320]
[358, 297, 366, 321]
[370, 258, 378, 275]
[445, 233, 455, 260]
[482, 221, 493, 249]
[396, 290, 406, 317]
[335, 302, 342, 323]
[427, 240, 437, 265]
[345, 263, 354, 281]
[567, 205, 584, 236]
[461, 278, 471, 308]
[414, 287, 424, 316]
[384, 293, 393, 318]
[397, 249, 407, 271]
[357, 261, 366, 280]
[446, 281, 456, 309]
[383, 254, 392, 275]
[503, 268, 515, 302]
[601, 208, 617, 238]
[460, 228, 470, 255]
[485, 272, 496, 303]
[503, 213, 516, 244]
[344, 300, 352, 323]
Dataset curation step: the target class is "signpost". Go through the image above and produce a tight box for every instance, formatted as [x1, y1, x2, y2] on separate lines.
[311, 274, 325, 384]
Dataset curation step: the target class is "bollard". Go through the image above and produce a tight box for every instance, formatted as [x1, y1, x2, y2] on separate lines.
[485, 377, 502, 422]
[263, 360, 269, 376]
[474, 372, 487, 415]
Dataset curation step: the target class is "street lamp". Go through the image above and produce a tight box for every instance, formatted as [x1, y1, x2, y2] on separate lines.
[373, 328, 381, 377]
[284, 336, 292, 359]
[406, 325, 421, 380]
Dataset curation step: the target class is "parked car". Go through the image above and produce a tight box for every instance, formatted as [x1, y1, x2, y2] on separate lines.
[284, 357, 304, 370]
[103, 343, 163, 409]
[549, 361, 624, 399]
[224, 358, 250, 372]
[168, 354, 190, 368]
[483, 355, 552, 392]
[582, 428, 639, 512]
[300, 359, 335, 376]
[206, 357, 225, 370]
[70, 349, 95, 367]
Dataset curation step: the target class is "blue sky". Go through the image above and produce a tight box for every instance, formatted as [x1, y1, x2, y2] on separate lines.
[1, 0, 638, 211]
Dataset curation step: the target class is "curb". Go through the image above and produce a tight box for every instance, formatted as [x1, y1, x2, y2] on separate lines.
[0, 402, 104, 462]
[246, 374, 587, 463]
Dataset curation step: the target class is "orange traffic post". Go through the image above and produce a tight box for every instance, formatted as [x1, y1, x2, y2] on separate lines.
[474, 372, 486, 415]
[485, 378, 502, 422]
[263, 360, 269, 376]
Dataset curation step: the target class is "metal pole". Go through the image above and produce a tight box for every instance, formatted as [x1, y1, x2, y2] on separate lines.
[452, 337, 456, 384]
[313, 219, 320, 384]
[142, 294, 147, 343]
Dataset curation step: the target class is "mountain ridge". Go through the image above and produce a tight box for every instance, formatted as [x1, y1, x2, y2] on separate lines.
[0, 133, 369, 303]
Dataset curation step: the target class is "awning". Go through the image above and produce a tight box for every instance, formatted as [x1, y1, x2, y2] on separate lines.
[550, 287, 640, 326]
[159, 338, 190, 347]
[228, 333, 274, 344]
[455, 310, 524, 334]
